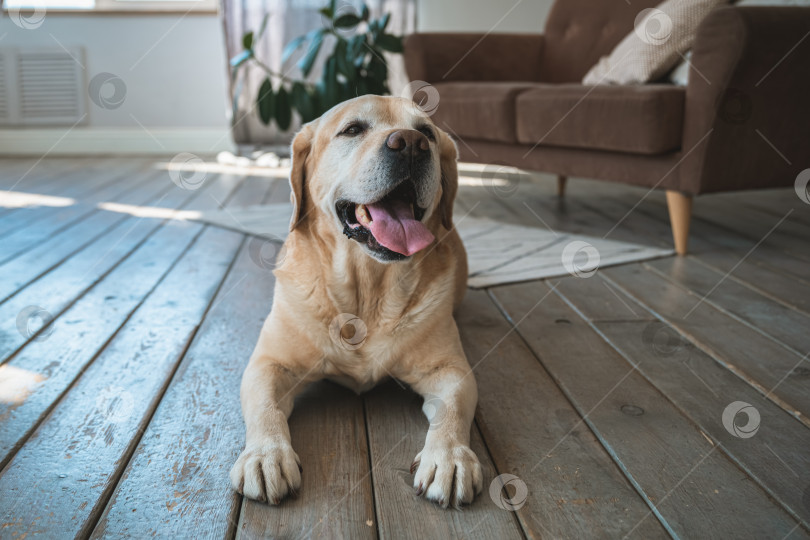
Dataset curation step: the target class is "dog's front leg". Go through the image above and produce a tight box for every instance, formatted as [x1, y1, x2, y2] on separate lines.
[407, 360, 483, 508]
[230, 357, 312, 504]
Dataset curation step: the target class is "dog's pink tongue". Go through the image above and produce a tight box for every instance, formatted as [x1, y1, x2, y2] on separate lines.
[365, 200, 434, 256]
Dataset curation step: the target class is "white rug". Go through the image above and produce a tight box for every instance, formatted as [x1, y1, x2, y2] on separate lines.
[190, 203, 673, 289]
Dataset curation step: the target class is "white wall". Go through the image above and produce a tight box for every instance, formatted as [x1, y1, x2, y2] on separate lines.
[417, 0, 554, 33]
[0, 14, 233, 155]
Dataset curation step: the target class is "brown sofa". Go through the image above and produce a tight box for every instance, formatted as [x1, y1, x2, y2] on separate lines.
[403, 1, 810, 254]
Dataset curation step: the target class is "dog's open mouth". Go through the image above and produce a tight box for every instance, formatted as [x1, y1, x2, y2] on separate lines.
[336, 180, 434, 259]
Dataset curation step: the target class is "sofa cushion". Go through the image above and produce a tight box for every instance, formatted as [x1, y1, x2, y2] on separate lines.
[542, 0, 663, 83]
[431, 82, 538, 143]
[582, 0, 729, 85]
[515, 84, 685, 155]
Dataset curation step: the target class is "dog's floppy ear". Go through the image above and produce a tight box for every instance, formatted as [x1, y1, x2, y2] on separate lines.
[288, 123, 315, 232]
[437, 128, 459, 230]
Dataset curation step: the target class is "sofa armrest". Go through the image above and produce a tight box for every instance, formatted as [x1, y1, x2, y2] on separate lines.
[403, 33, 545, 83]
[679, 6, 810, 195]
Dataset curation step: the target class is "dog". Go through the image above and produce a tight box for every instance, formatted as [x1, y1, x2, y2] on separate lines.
[230, 95, 483, 509]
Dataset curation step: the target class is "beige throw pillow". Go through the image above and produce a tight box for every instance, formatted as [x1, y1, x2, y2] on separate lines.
[583, 0, 729, 85]
[667, 0, 810, 85]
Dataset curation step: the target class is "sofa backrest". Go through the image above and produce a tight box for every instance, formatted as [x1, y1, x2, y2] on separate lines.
[542, 0, 662, 82]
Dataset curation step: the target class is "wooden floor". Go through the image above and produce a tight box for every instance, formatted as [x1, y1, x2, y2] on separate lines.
[0, 157, 808, 539]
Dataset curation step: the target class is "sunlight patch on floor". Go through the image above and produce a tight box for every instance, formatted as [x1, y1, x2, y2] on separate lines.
[97, 202, 202, 221]
[153, 160, 291, 179]
[0, 365, 46, 405]
[0, 191, 75, 209]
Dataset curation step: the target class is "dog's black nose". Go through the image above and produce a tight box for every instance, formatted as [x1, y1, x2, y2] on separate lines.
[386, 130, 429, 155]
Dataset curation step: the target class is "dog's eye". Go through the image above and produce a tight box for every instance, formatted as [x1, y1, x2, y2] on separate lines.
[417, 126, 436, 141]
[340, 123, 366, 136]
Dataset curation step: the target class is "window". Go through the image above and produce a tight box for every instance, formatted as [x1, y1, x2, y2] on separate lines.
[2, 0, 217, 14]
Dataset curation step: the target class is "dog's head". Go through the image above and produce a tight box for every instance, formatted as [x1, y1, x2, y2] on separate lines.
[287, 95, 458, 263]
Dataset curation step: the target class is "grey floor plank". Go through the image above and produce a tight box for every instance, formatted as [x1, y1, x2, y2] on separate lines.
[0, 175, 247, 538]
[363, 380, 524, 540]
[0, 177, 268, 471]
[0, 159, 149, 240]
[457, 290, 667, 539]
[645, 257, 810, 357]
[603, 263, 810, 425]
[0, 169, 168, 302]
[91, 178, 283, 539]
[490, 281, 806, 539]
[554, 274, 810, 528]
[1, 158, 808, 539]
[0, 173, 233, 364]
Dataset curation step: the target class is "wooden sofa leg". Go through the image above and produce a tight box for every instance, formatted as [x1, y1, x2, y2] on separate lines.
[666, 190, 692, 256]
[557, 175, 567, 197]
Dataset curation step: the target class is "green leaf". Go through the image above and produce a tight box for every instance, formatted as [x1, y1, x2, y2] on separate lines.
[323, 57, 339, 109]
[354, 77, 368, 97]
[380, 13, 391, 31]
[229, 49, 253, 68]
[292, 81, 317, 123]
[275, 85, 292, 131]
[256, 13, 270, 40]
[298, 29, 325, 77]
[242, 31, 254, 51]
[360, 4, 369, 21]
[309, 88, 324, 119]
[368, 52, 386, 75]
[257, 78, 274, 125]
[282, 35, 307, 64]
[365, 75, 386, 95]
[334, 40, 353, 79]
[333, 13, 361, 28]
[376, 34, 402, 53]
[339, 81, 354, 102]
[318, 7, 333, 19]
[349, 34, 367, 65]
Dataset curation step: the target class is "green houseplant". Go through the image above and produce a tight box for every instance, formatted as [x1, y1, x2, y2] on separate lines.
[230, 0, 404, 131]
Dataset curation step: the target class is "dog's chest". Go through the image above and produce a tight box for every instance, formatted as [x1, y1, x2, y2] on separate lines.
[318, 312, 421, 389]
[321, 324, 400, 373]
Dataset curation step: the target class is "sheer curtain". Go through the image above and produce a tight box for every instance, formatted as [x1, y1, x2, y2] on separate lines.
[221, 0, 417, 146]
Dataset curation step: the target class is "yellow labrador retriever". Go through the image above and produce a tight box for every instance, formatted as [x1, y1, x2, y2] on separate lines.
[230, 95, 482, 508]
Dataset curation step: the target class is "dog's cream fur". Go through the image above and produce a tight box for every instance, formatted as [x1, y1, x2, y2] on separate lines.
[230, 95, 482, 508]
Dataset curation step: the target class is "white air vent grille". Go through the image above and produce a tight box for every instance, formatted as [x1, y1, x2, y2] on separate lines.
[0, 48, 87, 126]
[0, 54, 9, 123]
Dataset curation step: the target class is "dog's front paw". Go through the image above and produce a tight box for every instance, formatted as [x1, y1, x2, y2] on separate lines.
[230, 441, 302, 504]
[411, 441, 483, 508]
